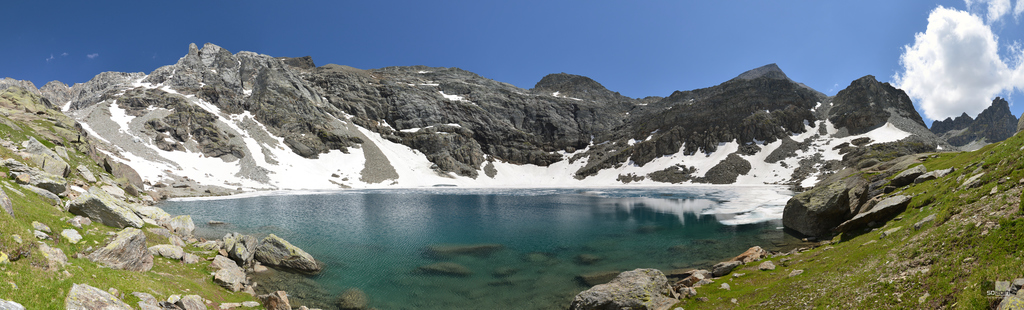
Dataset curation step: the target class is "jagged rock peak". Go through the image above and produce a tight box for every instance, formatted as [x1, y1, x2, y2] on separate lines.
[733, 63, 789, 81]
[0, 78, 40, 95]
[829, 75, 926, 135]
[533, 73, 627, 102]
[931, 112, 973, 135]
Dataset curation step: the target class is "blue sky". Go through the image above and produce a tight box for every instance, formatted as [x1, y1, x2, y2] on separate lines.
[4, 0, 1023, 124]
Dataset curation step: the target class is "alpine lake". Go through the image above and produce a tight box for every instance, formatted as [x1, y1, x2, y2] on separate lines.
[159, 187, 807, 309]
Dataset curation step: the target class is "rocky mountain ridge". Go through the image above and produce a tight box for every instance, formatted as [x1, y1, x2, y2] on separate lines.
[4, 42, 981, 198]
[931, 97, 1018, 150]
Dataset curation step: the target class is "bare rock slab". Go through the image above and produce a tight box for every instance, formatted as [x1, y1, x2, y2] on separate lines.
[570, 268, 678, 310]
[253, 233, 321, 274]
[65, 283, 132, 310]
[88, 227, 154, 272]
[68, 187, 144, 229]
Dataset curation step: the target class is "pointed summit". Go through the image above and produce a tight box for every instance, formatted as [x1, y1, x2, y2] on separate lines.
[733, 63, 789, 81]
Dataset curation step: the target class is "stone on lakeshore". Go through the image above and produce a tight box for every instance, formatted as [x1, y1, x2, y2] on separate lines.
[175, 295, 206, 310]
[577, 270, 622, 287]
[67, 187, 144, 229]
[65, 283, 132, 310]
[415, 262, 472, 277]
[211, 255, 239, 271]
[223, 232, 258, 266]
[758, 260, 776, 271]
[258, 291, 291, 310]
[148, 244, 185, 260]
[835, 195, 911, 233]
[336, 288, 369, 310]
[0, 298, 25, 310]
[38, 242, 67, 271]
[195, 240, 221, 251]
[134, 206, 171, 226]
[676, 270, 712, 287]
[730, 246, 767, 264]
[569, 268, 678, 310]
[165, 215, 195, 238]
[62, 229, 82, 244]
[712, 260, 742, 277]
[88, 227, 153, 272]
[782, 180, 853, 237]
[422, 243, 503, 259]
[253, 234, 321, 273]
[212, 255, 247, 292]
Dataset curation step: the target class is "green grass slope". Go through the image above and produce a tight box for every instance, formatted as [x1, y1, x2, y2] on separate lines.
[0, 87, 259, 308]
[674, 131, 1024, 309]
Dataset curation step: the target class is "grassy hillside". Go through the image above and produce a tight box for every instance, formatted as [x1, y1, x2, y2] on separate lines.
[674, 130, 1024, 309]
[0, 87, 258, 308]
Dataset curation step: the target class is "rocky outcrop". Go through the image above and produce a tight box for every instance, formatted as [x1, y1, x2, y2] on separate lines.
[828, 75, 926, 136]
[569, 268, 677, 310]
[65, 283, 133, 310]
[258, 291, 292, 310]
[253, 234, 322, 274]
[890, 165, 927, 188]
[932, 97, 1018, 148]
[4, 159, 67, 196]
[67, 187, 144, 229]
[165, 215, 195, 238]
[783, 180, 854, 237]
[834, 195, 912, 232]
[88, 227, 154, 272]
[223, 232, 259, 266]
[20, 137, 70, 177]
[175, 295, 207, 310]
[211, 255, 247, 292]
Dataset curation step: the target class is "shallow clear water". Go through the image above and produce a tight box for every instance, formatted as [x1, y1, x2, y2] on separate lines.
[159, 187, 800, 310]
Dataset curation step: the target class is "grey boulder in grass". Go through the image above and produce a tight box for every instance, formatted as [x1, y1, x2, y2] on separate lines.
[253, 234, 322, 274]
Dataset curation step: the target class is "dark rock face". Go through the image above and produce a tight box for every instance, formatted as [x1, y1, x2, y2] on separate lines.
[782, 181, 852, 237]
[933, 97, 1018, 147]
[829, 75, 925, 135]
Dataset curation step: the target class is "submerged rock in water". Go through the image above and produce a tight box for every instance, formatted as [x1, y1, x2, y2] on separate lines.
[254, 234, 322, 274]
[336, 288, 369, 310]
[576, 270, 621, 286]
[415, 262, 473, 277]
[574, 254, 602, 265]
[570, 268, 677, 310]
[422, 243, 503, 259]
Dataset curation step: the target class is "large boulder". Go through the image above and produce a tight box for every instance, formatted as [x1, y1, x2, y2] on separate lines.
[67, 187, 144, 229]
[165, 215, 195, 238]
[783, 181, 852, 237]
[712, 260, 742, 277]
[4, 159, 67, 195]
[253, 234, 321, 274]
[148, 244, 185, 260]
[835, 195, 913, 233]
[730, 246, 767, 264]
[890, 165, 927, 188]
[38, 242, 68, 271]
[65, 283, 133, 310]
[0, 298, 25, 310]
[175, 295, 206, 310]
[133, 205, 171, 226]
[22, 184, 60, 206]
[87, 227, 154, 272]
[223, 232, 259, 266]
[258, 291, 292, 310]
[20, 137, 70, 177]
[76, 165, 97, 183]
[570, 269, 678, 310]
[211, 255, 247, 292]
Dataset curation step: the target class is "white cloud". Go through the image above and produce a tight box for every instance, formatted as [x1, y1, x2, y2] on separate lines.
[894, 6, 1024, 120]
[46, 54, 55, 62]
[86, 53, 99, 59]
[61, 52, 68, 57]
[1016, 0, 1024, 19]
[966, 0, 1012, 22]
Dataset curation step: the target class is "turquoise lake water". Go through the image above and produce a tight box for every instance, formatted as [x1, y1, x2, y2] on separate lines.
[159, 187, 802, 309]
